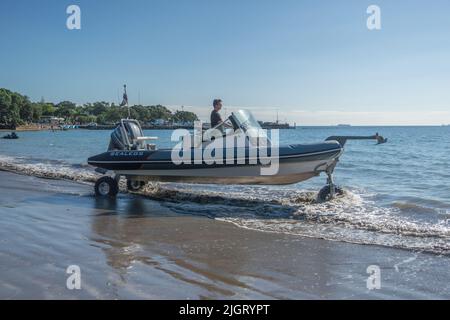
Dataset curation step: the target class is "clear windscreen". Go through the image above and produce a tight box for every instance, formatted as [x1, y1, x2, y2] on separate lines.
[231, 110, 270, 145]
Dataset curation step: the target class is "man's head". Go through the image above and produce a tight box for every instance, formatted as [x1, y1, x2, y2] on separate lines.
[213, 99, 222, 111]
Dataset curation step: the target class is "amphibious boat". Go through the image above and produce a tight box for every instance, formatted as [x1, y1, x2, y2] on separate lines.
[88, 110, 385, 201]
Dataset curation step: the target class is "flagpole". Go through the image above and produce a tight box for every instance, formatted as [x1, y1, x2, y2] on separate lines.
[126, 85, 130, 119]
[119, 84, 130, 119]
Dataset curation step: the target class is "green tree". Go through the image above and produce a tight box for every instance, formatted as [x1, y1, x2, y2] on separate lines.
[0, 89, 13, 127]
[75, 114, 97, 124]
[91, 102, 110, 116]
[19, 100, 33, 123]
[147, 105, 172, 120]
[172, 110, 199, 123]
[0, 87, 201, 128]
[0, 88, 23, 128]
[56, 101, 76, 109]
[100, 106, 127, 124]
[31, 103, 43, 121]
[55, 101, 77, 120]
[41, 103, 55, 116]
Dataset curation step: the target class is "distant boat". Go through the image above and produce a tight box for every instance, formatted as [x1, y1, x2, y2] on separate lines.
[2, 132, 19, 139]
[337, 124, 351, 127]
[258, 121, 294, 129]
[258, 110, 295, 129]
[60, 124, 80, 130]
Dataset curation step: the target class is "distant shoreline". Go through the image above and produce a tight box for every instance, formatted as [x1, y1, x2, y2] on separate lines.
[1, 123, 296, 132]
[1, 124, 449, 133]
[0, 124, 197, 132]
[0, 124, 52, 132]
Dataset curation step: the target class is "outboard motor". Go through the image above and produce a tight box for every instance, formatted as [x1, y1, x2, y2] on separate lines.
[108, 126, 127, 150]
[108, 119, 145, 151]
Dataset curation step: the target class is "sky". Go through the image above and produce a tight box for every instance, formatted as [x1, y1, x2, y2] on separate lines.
[0, 0, 449, 125]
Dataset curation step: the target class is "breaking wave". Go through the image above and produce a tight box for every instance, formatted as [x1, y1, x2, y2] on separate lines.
[0, 155, 99, 183]
[1, 154, 449, 255]
[136, 184, 450, 254]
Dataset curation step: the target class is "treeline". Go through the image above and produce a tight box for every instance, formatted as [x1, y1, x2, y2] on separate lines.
[0, 88, 198, 129]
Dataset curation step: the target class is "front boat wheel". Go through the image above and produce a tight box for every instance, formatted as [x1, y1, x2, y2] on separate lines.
[317, 185, 344, 202]
[95, 176, 119, 197]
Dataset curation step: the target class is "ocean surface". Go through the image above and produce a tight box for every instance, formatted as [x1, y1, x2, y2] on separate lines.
[1, 126, 449, 255]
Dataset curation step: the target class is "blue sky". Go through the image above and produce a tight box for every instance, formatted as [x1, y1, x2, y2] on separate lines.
[1, 0, 449, 124]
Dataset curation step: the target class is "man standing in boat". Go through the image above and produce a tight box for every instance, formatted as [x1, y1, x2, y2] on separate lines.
[210, 99, 223, 128]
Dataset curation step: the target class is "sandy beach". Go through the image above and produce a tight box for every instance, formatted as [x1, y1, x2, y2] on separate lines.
[0, 170, 449, 299]
[0, 124, 52, 132]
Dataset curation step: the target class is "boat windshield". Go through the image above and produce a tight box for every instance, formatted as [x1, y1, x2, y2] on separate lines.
[201, 110, 270, 145]
[231, 110, 262, 132]
[231, 110, 269, 144]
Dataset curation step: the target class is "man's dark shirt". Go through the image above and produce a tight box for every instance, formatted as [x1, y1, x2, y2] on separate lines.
[210, 110, 222, 128]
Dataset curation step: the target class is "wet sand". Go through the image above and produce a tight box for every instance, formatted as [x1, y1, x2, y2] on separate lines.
[0, 170, 449, 299]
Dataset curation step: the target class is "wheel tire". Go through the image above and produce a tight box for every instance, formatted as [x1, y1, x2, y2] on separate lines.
[95, 176, 119, 197]
[127, 180, 145, 192]
[317, 185, 344, 202]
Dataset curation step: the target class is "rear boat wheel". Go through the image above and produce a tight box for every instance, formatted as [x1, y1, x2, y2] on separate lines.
[127, 180, 145, 192]
[317, 185, 344, 202]
[95, 176, 119, 197]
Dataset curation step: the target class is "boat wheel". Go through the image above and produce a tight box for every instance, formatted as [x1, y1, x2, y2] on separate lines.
[127, 180, 145, 192]
[95, 176, 119, 197]
[317, 185, 344, 202]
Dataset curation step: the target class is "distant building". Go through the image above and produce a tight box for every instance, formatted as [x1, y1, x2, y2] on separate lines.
[149, 119, 168, 126]
[182, 121, 194, 127]
[39, 116, 65, 124]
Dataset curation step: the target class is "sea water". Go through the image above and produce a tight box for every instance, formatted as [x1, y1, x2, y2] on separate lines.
[1, 126, 449, 254]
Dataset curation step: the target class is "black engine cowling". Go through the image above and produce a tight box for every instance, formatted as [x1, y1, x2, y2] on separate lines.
[107, 120, 145, 151]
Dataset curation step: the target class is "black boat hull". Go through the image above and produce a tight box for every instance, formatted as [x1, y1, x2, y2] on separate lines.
[88, 142, 343, 185]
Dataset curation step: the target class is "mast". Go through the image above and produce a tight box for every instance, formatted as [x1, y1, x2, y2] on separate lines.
[125, 85, 130, 119]
[119, 84, 130, 119]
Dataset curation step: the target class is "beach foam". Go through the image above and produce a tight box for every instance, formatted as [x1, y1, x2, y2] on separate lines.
[1, 154, 449, 254]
